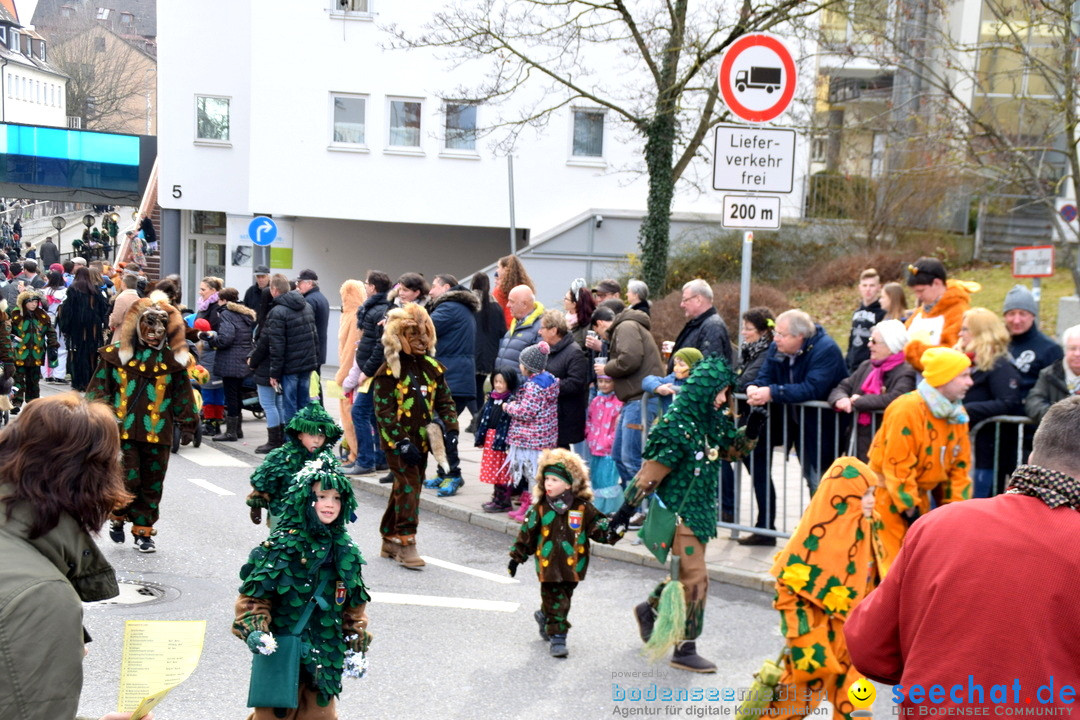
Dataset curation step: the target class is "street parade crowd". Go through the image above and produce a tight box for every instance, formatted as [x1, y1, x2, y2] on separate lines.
[1, 245, 1079, 720]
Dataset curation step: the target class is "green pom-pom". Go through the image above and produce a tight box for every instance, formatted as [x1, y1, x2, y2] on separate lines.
[642, 581, 686, 662]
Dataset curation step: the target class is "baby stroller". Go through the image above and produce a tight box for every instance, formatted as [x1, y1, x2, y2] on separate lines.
[241, 375, 264, 419]
[172, 341, 205, 454]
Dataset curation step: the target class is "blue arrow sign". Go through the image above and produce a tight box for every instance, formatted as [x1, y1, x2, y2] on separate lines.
[248, 216, 278, 246]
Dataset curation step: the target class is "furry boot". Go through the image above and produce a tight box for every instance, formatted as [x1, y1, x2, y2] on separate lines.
[255, 425, 284, 454]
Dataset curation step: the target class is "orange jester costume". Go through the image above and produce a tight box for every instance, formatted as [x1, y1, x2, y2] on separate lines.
[903, 278, 980, 372]
[764, 457, 882, 720]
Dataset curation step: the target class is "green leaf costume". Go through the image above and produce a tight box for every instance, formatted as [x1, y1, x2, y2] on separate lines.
[235, 456, 370, 708]
[642, 355, 756, 542]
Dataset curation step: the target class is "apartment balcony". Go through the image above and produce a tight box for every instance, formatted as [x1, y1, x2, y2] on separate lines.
[828, 74, 894, 106]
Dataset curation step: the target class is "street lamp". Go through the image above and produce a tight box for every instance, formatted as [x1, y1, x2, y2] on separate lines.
[51, 215, 66, 253]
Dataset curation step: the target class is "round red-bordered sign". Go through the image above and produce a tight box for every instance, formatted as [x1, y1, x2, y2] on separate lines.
[718, 33, 797, 123]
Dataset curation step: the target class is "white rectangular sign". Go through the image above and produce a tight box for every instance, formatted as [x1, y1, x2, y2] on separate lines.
[713, 124, 795, 194]
[722, 194, 781, 229]
[1012, 245, 1054, 278]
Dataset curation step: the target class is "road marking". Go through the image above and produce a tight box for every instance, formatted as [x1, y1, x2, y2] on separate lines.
[178, 444, 252, 468]
[419, 556, 520, 585]
[186, 477, 235, 496]
[369, 591, 519, 613]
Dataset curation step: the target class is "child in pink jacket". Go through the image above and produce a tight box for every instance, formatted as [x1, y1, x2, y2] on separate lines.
[586, 373, 623, 514]
[503, 341, 560, 521]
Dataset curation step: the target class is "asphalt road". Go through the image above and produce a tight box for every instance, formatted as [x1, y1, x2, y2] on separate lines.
[75, 440, 891, 720]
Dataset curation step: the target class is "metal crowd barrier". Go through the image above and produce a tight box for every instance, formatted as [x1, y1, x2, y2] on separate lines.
[638, 391, 1034, 541]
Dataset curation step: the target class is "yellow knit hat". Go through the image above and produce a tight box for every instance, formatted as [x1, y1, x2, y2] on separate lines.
[920, 347, 971, 387]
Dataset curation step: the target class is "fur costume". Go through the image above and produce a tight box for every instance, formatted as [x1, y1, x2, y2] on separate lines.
[334, 279, 366, 465]
[9, 290, 57, 408]
[371, 304, 457, 566]
[85, 293, 199, 540]
[509, 448, 622, 637]
[234, 456, 371, 717]
[247, 403, 343, 527]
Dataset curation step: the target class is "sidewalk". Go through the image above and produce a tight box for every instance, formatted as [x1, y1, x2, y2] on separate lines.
[219, 374, 779, 593]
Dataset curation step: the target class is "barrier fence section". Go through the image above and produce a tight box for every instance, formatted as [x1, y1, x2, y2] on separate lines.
[639, 391, 1034, 541]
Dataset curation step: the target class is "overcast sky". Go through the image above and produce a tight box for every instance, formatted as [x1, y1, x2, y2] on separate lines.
[16, 0, 37, 26]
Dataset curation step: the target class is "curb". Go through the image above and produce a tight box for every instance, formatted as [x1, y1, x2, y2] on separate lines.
[347, 474, 774, 594]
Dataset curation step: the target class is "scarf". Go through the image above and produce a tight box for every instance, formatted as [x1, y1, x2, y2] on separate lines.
[857, 352, 906, 426]
[916, 379, 969, 424]
[740, 336, 771, 367]
[1007, 464, 1080, 510]
[196, 292, 219, 313]
[546, 488, 575, 515]
[1065, 364, 1080, 395]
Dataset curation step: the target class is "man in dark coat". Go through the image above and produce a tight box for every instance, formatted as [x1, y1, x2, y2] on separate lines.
[427, 274, 479, 413]
[539, 310, 589, 448]
[345, 271, 394, 475]
[243, 265, 270, 311]
[1003, 284, 1062, 398]
[265, 274, 319, 425]
[38, 236, 60, 268]
[743, 309, 848, 545]
[668, 278, 732, 372]
[297, 268, 330, 402]
[495, 285, 544, 374]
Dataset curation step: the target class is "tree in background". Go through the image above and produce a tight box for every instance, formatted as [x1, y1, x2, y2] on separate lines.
[388, 0, 835, 292]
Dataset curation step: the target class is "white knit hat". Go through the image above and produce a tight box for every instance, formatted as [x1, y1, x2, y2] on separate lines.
[873, 319, 909, 355]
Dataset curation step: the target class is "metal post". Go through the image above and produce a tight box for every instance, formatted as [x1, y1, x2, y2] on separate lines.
[740, 231, 753, 320]
[508, 155, 517, 255]
[1032, 277, 1042, 316]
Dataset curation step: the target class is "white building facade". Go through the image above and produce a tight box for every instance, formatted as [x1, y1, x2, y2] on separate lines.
[159, 1, 810, 357]
[0, 23, 68, 127]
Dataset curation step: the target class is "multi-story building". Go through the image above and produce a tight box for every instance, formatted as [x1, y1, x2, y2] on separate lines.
[0, 2, 67, 128]
[158, 1, 813, 335]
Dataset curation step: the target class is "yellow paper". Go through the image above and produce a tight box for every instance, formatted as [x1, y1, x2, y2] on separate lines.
[118, 620, 206, 715]
[324, 379, 344, 400]
[359, 377, 372, 394]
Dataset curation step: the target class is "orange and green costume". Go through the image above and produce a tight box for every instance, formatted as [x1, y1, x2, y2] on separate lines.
[766, 457, 881, 720]
[903, 279, 979, 371]
[867, 390, 971, 576]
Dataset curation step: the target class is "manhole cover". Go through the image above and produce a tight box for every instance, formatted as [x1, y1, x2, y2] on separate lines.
[85, 580, 171, 606]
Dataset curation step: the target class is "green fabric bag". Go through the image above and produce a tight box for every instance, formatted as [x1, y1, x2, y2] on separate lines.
[246, 574, 330, 709]
[734, 649, 788, 720]
[639, 499, 679, 564]
[247, 635, 302, 709]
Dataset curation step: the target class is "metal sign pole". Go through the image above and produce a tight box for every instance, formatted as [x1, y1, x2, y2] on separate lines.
[740, 231, 753, 320]
[1033, 277, 1042, 317]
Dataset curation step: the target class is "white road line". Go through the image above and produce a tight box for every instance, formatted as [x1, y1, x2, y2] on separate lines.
[186, 477, 235, 496]
[369, 591, 519, 613]
[177, 444, 252, 468]
[419, 556, 520, 585]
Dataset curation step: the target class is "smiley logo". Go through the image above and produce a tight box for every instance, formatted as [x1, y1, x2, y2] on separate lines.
[848, 678, 876, 709]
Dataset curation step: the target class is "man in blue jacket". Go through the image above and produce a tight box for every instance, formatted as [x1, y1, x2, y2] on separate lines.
[742, 309, 848, 545]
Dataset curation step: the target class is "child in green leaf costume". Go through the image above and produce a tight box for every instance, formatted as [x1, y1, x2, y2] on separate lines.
[9, 290, 57, 411]
[508, 448, 624, 658]
[85, 292, 199, 552]
[246, 402, 343, 528]
[234, 456, 372, 719]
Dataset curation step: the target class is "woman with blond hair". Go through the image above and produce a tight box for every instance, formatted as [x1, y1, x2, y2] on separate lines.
[955, 307, 1023, 497]
[493, 254, 534, 327]
[335, 279, 367, 467]
[879, 282, 909, 322]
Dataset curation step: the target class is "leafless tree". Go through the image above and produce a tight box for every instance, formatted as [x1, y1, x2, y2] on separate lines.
[387, 0, 835, 291]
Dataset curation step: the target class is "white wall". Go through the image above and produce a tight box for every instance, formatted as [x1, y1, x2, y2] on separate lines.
[3, 64, 66, 126]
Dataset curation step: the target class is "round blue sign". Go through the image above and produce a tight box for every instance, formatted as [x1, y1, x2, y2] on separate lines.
[1060, 204, 1077, 223]
[248, 216, 278, 246]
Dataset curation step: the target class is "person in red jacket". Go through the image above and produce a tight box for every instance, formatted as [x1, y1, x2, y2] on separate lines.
[845, 395, 1080, 712]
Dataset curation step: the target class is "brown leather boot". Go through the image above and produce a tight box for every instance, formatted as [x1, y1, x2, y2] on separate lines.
[394, 534, 425, 570]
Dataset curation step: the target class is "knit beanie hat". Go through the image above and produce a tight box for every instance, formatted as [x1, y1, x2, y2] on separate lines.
[519, 341, 550, 374]
[920, 347, 971, 387]
[1003, 284, 1038, 317]
[873, 319, 909, 355]
[542, 462, 574, 487]
[673, 347, 704, 368]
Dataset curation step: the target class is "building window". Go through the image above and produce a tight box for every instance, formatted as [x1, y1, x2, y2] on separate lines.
[97, 8, 110, 20]
[0, 28, 6, 43]
[195, 95, 230, 142]
[120, 12, 134, 26]
[571, 109, 604, 158]
[444, 102, 477, 151]
[335, 0, 369, 11]
[192, 211, 227, 235]
[388, 98, 422, 148]
[5, 75, 9, 98]
[331, 93, 366, 145]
